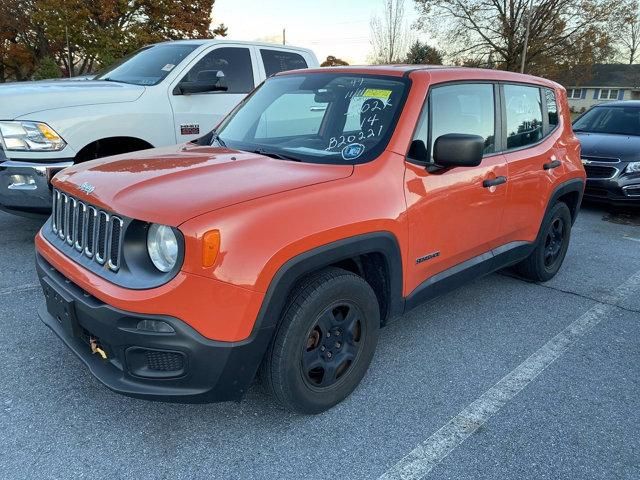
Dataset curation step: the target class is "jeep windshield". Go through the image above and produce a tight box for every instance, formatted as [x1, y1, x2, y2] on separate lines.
[95, 44, 199, 86]
[215, 73, 409, 164]
[573, 105, 640, 136]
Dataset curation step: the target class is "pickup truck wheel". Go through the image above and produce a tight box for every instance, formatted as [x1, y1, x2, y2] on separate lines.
[515, 202, 572, 282]
[262, 267, 380, 414]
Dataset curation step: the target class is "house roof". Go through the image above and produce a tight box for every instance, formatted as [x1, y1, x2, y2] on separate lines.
[558, 64, 640, 88]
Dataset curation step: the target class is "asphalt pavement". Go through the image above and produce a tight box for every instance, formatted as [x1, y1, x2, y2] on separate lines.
[0, 203, 638, 480]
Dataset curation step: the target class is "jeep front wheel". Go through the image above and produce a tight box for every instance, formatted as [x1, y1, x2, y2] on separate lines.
[262, 267, 380, 414]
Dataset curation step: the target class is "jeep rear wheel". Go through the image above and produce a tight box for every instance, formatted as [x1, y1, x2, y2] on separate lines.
[515, 202, 572, 282]
[262, 267, 379, 414]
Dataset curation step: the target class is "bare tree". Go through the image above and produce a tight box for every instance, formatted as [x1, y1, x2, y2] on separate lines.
[370, 0, 413, 64]
[616, 2, 640, 64]
[413, 0, 625, 76]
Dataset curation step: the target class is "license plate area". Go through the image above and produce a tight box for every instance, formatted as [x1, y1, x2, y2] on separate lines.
[42, 277, 80, 338]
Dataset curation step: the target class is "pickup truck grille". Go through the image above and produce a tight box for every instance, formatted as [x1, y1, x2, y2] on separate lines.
[51, 189, 124, 271]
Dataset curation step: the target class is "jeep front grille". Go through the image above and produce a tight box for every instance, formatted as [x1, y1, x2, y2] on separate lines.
[51, 189, 124, 272]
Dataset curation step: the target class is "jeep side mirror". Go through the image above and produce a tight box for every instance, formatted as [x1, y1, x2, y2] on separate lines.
[174, 70, 228, 95]
[432, 134, 484, 168]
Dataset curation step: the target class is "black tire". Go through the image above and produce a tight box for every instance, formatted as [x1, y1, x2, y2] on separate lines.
[515, 201, 572, 282]
[261, 267, 380, 414]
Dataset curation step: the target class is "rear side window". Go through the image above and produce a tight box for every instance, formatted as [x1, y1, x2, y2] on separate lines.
[183, 47, 254, 93]
[261, 49, 308, 77]
[504, 85, 543, 149]
[429, 83, 496, 156]
[545, 88, 558, 130]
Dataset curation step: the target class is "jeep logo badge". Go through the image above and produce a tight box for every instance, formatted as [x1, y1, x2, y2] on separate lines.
[79, 182, 95, 195]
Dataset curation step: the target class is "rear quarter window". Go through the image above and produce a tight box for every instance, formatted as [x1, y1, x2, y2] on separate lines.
[545, 88, 558, 130]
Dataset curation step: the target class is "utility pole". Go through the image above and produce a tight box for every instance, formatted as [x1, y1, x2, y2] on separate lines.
[282, 28, 286, 45]
[520, 0, 534, 73]
[65, 25, 72, 78]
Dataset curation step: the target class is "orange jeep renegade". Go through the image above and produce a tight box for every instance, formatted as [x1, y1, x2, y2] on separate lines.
[35, 66, 585, 413]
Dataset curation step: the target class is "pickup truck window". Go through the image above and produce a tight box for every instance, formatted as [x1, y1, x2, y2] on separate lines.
[182, 47, 254, 93]
[261, 49, 308, 77]
[255, 93, 324, 138]
[216, 73, 408, 164]
[96, 44, 198, 86]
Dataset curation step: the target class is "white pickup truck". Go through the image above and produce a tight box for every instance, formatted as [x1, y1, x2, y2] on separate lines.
[0, 40, 318, 216]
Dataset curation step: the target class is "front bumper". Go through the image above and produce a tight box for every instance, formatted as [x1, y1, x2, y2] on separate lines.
[583, 175, 640, 206]
[36, 252, 273, 403]
[0, 159, 73, 216]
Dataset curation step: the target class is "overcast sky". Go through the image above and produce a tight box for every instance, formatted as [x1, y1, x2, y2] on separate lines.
[215, 0, 430, 64]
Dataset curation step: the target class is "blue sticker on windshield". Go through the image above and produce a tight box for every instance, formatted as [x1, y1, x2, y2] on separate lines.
[341, 143, 365, 161]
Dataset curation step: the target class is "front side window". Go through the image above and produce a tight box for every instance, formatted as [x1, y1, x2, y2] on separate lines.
[261, 49, 308, 77]
[428, 83, 496, 156]
[217, 74, 408, 164]
[182, 47, 254, 93]
[573, 106, 640, 136]
[95, 44, 199, 86]
[505, 84, 543, 149]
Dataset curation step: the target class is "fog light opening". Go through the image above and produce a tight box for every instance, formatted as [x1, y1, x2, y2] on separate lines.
[136, 319, 175, 333]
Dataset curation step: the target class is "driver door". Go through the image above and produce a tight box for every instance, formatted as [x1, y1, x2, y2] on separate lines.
[168, 45, 258, 143]
[404, 82, 508, 295]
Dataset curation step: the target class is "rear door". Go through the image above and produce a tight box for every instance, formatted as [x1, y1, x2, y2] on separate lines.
[168, 45, 258, 142]
[499, 84, 565, 244]
[404, 82, 509, 294]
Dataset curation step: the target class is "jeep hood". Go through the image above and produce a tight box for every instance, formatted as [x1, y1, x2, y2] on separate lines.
[0, 80, 144, 119]
[53, 143, 354, 225]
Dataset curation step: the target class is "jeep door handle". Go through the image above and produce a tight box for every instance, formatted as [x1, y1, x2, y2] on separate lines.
[543, 160, 561, 170]
[483, 176, 507, 188]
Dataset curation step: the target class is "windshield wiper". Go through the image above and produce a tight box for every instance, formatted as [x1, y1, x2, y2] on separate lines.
[210, 131, 227, 148]
[251, 148, 300, 162]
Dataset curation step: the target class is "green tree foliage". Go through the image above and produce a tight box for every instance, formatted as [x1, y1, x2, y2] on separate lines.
[405, 40, 443, 65]
[32, 56, 62, 80]
[321, 56, 349, 67]
[0, 0, 227, 82]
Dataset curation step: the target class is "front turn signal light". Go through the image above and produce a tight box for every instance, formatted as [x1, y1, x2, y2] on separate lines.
[202, 230, 221, 267]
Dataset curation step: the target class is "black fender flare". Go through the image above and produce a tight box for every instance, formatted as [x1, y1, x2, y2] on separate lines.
[547, 177, 585, 225]
[228, 232, 404, 395]
[255, 231, 405, 334]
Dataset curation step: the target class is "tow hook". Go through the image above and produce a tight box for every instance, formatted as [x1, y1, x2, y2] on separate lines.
[89, 337, 108, 360]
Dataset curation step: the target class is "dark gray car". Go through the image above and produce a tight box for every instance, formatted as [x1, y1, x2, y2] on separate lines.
[573, 101, 640, 205]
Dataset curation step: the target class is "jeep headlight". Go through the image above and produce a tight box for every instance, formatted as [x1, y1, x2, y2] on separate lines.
[0, 121, 66, 151]
[147, 224, 179, 273]
[627, 162, 640, 174]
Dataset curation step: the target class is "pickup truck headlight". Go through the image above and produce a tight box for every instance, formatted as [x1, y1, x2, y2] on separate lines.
[626, 162, 640, 174]
[0, 121, 66, 151]
[147, 224, 179, 273]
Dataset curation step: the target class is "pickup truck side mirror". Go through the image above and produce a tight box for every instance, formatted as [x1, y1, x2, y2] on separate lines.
[173, 70, 228, 95]
[432, 133, 484, 168]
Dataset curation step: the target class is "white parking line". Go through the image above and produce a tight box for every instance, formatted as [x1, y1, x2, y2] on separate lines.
[379, 270, 640, 480]
[0, 283, 40, 296]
